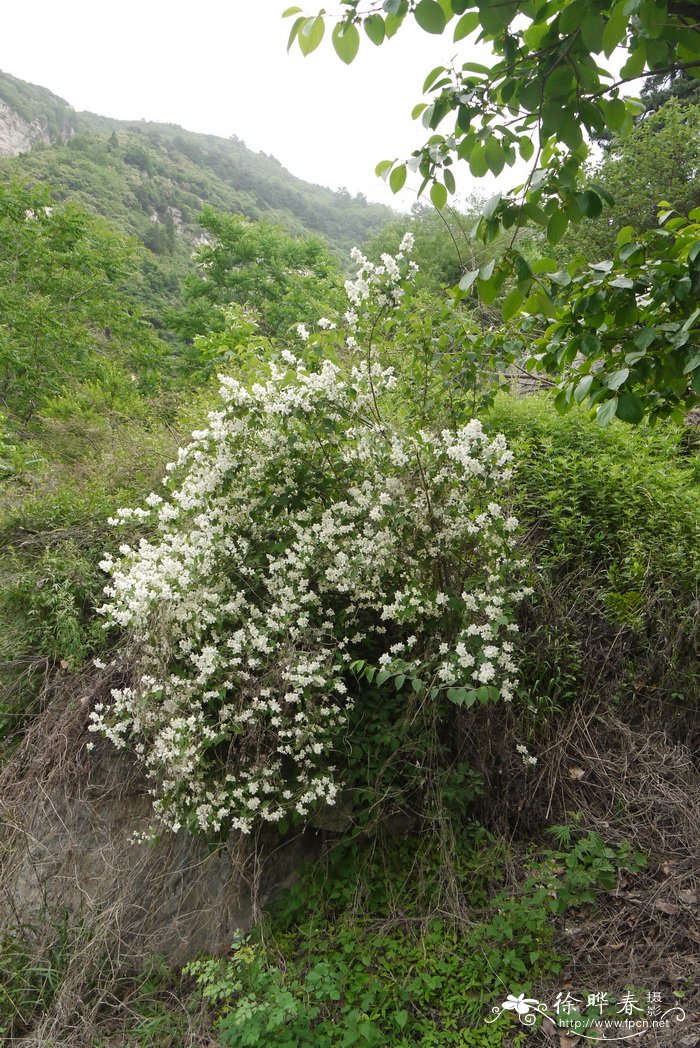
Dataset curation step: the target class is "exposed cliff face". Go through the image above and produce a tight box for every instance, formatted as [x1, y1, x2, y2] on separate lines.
[0, 98, 74, 157]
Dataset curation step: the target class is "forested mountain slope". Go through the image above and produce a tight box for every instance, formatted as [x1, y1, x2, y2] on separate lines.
[0, 69, 392, 256]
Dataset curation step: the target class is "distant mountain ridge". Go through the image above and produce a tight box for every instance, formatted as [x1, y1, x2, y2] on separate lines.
[0, 69, 393, 256]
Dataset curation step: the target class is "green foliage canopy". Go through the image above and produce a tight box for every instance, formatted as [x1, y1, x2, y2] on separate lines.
[0, 180, 162, 426]
[172, 207, 343, 341]
[287, 0, 700, 421]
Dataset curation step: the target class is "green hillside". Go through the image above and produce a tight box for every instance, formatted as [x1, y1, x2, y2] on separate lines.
[0, 70, 392, 250]
[1, 39, 699, 1045]
[0, 70, 393, 321]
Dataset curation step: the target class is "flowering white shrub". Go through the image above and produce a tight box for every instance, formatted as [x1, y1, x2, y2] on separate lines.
[341, 233, 417, 352]
[91, 242, 529, 837]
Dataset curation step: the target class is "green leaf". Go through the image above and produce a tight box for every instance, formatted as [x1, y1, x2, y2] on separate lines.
[581, 11, 604, 52]
[287, 15, 306, 51]
[606, 367, 629, 390]
[560, 114, 584, 149]
[459, 268, 478, 291]
[619, 241, 643, 263]
[560, 0, 585, 34]
[364, 14, 386, 45]
[522, 202, 547, 226]
[604, 97, 629, 133]
[532, 257, 559, 274]
[683, 348, 700, 374]
[282, 6, 302, 16]
[298, 15, 325, 56]
[589, 180, 615, 206]
[519, 136, 535, 162]
[616, 390, 644, 423]
[385, 12, 405, 36]
[523, 21, 550, 48]
[414, 0, 446, 33]
[447, 687, 468, 705]
[554, 388, 571, 415]
[332, 22, 360, 63]
[480, 0, 518, 32]
[395, 674, 406, 691]
[581, 333, 601, 356]
[430, 181, 448, 209]
[603, 2, 628, 56]
[395, 1010, 409, 1030]
[389, 164, 407, 193]
[502, 287, 523, 321]
[479, 258, 496, 281]
[375, 158, 394, 178]
[468, 144, 488, 177]
[453, 11, 479, 40]
[634, 327, 656, 351]
[616, 225, 636, 246]
[485, 136, 506, 176]
[577, 190, 603, 218]
[596, 396, 619, 425]
[423, 65, 447, 92]
[574, 373, 594, 403]
[547, 210, 568, 245]
[620, 44, 646, 79]
[477, 276, 499, 305]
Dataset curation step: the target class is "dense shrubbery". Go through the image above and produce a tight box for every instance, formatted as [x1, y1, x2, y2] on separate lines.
[0, 180, 164, 427]
[91, 243, 529, 836]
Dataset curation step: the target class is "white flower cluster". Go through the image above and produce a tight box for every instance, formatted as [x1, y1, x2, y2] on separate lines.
[90, 237, 529, 839]
[516, 743, 538, 767]
[343, 233, 417, 350]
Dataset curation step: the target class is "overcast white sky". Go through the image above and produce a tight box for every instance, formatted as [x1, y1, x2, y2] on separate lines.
[0, 0, 503, 208]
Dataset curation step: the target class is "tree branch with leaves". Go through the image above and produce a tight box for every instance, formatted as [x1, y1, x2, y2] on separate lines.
[285, 0, 700, 422]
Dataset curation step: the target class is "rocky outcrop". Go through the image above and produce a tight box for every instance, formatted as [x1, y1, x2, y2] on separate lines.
[0, 98, 74, 157]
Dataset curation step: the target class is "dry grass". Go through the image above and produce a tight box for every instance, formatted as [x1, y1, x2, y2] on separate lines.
[0, 665, 316, 1046]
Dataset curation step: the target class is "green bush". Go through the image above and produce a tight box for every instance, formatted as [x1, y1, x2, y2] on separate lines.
[487, 395, 699, 713]
[0, 416, 178, 736]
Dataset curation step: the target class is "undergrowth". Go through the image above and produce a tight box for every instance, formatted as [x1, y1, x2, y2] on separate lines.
[0, 394, 696, 1045]
[490, 396, 699, 725]
[0, 822, 641, 1045]
[178, 826, 644, 1047]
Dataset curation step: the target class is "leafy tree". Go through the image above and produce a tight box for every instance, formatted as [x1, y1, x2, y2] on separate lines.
[641, 68, 700, 112]
[172, 207, 343, 341]
[520, 208, 700, 423]
[366, 203, 493, 291]
[547, 97, 700, 263]
[287, 0, 700, 420]
[0, 180, 162, 426]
